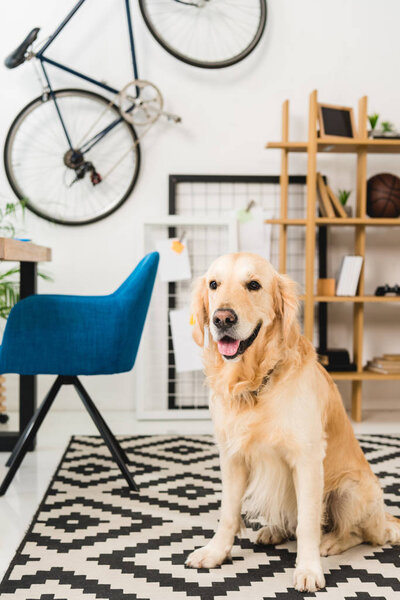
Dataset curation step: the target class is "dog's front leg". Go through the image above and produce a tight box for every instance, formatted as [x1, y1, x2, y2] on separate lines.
[186, 450, 247, 569]
[292, 454, 325, 592]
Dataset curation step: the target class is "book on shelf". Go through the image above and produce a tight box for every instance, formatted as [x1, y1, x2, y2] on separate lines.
[316, 173, 348, 218]
[366, 353, 400, 373]
[336, 255, 363, 296]
[366, 354, 400, 374]
[317, 173, 335, 217]
[326, 185, 348, 218]
[366, 363, 400, 374]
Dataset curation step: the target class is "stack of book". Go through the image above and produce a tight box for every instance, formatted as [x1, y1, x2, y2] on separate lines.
[316, 173, 348, 218]
[336, 255, 364, 296]
[366, 354, 400, 374]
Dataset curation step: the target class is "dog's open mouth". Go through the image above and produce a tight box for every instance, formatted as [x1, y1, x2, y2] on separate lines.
[217, 322, 262, 359]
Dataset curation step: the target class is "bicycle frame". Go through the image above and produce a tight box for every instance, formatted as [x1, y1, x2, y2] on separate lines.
[35, 0, 139, 154]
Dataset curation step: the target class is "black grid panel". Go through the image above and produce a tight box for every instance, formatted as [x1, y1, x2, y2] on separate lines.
[170, 175, 308, 290]
[165, 175, 308, 411]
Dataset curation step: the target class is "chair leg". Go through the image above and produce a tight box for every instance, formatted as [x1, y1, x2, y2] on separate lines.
[72, 377, 139, 493]
[0, 376, 63, 496]
[71, 377, 131, 466]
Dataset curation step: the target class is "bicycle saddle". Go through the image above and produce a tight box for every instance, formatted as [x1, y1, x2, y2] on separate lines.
[5, 27, 40, 69]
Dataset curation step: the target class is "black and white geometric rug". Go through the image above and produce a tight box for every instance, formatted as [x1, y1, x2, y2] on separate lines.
[1, 434, 399, 600]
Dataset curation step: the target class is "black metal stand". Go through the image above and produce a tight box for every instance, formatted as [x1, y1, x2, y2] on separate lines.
[0, 375, 138, 496]
[318, 223, 328, 351]
[0, 261, 38, 453]
[19, 262, 38, 452]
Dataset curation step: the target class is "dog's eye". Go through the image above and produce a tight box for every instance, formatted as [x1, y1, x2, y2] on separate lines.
[209, 280, 218, 290]
[247, 280, 261, 291]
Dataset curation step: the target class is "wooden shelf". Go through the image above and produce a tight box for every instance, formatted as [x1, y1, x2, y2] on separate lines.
[266, 91, 400, 421]
[331, 371, 400, 381]
[316, 296, 400, 303]
[266, 138, 400, 154]
[317, 217, 400, 225]
[265, 218, 400, 226]
[265, 218, 307, 225]
[299, 295, 400, 303]
[266, 142, 308, 153]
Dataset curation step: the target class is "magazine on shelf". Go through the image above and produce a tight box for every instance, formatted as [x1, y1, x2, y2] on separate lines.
[336, 255, 363, 296]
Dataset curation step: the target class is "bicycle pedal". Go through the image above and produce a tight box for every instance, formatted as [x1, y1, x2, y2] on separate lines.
[91, 171, 102, 185]
[165, 113, 182, 123]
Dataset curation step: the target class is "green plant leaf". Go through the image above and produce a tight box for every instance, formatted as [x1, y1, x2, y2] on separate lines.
[0, 265, 52, 320]
[0, 279, 19, 319]
[338, 189, 351, 206]
[368, 113, 379, 130]
[0, 266, 20, 281]
[381, 121, 394, 132]
[38, 271, 53, 282]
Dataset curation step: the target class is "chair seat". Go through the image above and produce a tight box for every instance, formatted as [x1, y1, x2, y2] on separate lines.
[0, 294, 124, 375]
[0, 252, 159, 376]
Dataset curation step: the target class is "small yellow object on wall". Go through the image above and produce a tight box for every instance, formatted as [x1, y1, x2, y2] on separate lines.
[171, 239, 185, 254]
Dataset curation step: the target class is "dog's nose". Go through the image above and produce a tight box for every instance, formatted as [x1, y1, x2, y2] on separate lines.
[213, 308, 238, 330]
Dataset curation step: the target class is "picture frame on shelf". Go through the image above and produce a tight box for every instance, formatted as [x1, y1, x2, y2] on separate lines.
[318, 103, 357, 139]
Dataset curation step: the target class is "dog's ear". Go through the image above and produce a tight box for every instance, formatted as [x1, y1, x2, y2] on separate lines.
[191, 276, 209, 347]
[273, 273, 299, 341]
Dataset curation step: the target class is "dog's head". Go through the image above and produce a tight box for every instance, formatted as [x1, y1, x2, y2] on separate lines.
[191, 253, 299, 361]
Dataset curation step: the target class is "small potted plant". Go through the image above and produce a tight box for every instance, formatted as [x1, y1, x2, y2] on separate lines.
[338, 189, 352, 217]
[368, 113, 379, 137]
[372, 119, 398, 138]
[380, 121, 396, 137]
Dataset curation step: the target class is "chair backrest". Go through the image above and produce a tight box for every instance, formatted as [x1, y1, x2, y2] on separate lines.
[112, 251, 159, 371]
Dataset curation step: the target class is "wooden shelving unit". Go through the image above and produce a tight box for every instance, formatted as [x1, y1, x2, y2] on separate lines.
[266, 90, 400, 421]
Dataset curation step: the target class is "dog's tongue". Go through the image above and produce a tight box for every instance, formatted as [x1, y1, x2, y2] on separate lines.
[217, 338, 240, 356]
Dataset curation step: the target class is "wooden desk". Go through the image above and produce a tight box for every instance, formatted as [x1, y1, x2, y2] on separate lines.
[0, 238, 52, 451]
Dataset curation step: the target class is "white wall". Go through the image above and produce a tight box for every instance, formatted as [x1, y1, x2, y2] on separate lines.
[0, 0, 399, 413]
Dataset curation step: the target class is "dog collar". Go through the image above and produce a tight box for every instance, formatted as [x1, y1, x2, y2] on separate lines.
[251, 367, 275, 397]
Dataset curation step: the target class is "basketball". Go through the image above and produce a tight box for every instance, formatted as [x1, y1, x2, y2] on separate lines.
[367, 173, 400, 218]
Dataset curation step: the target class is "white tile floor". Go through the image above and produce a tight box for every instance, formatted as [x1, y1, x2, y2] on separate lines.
[0, 408, 399, 580]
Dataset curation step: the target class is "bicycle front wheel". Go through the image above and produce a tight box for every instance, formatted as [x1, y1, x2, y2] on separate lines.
[4, 89, 140, 226]
[139, 0, 267, 69]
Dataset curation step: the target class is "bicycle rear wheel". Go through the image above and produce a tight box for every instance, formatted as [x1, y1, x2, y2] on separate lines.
[139, 0, 267, 69]
[4, 89, 140, 226]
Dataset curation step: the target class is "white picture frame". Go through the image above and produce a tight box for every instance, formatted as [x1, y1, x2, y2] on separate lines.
[136, 215, 238, 420]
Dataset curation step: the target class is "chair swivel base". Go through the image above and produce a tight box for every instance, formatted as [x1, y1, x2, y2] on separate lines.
[0, 375, 138, 496]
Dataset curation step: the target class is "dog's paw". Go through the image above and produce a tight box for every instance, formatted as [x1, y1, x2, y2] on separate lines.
[320, 532, 363, 556]
[185, 544, 229, 569]
[256, 527, 284, 546]
[293, 564, 325, 592]
[320, 533, 343, 556]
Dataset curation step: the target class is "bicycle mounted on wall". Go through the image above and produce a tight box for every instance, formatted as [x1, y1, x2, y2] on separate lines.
[4, 0, 267, 225]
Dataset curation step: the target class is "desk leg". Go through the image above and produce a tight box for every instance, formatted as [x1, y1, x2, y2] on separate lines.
[19, 262, 37, 450]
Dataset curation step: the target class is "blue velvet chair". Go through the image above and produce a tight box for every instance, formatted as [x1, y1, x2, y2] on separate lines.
[0, 252, 159, 495]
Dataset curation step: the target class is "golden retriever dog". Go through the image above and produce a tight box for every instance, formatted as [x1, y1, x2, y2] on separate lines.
[185, 252, 400, 592]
